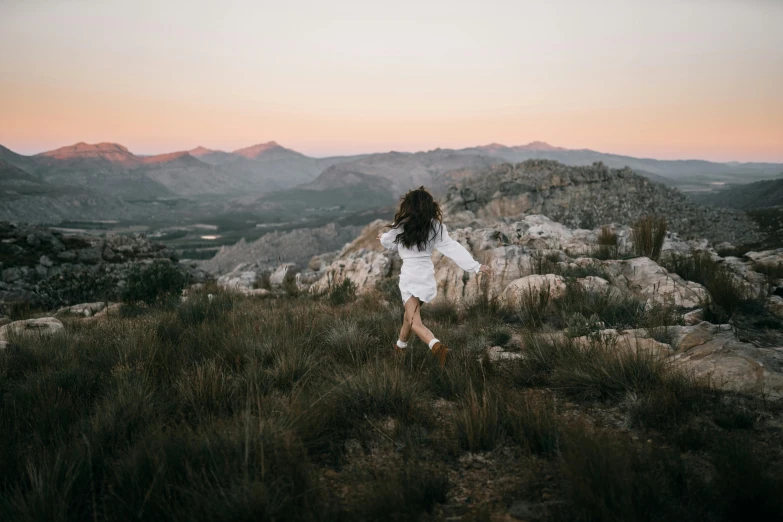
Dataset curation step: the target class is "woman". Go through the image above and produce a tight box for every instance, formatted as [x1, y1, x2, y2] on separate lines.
[377, 187, 492, 366]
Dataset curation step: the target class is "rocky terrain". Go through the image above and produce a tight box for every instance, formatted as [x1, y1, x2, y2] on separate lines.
[200, 222, 362, 275]
[442, 160, 764, 244]
[266, 212, 783, 399]
[0, 221, 203, 308]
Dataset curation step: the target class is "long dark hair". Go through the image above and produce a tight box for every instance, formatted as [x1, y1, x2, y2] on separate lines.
[387, 186, 442, 250]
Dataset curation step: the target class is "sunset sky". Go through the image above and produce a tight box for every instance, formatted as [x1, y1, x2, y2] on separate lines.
[1, 0, 781, 162]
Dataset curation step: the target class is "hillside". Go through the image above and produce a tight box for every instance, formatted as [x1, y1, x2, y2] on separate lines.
[691, 178, 783, 210]
[454, 142, 783, 188]
[442, 160, 762, 244]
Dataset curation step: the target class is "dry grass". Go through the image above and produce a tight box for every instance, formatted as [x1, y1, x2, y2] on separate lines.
[1, 286, 781, 521]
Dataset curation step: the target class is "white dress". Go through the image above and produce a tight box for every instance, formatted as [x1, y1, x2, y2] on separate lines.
[379, 221, 481, 304]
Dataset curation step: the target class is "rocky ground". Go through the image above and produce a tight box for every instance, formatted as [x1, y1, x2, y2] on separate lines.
[442, 160, 764, 244]
[0, 221, 204, 310]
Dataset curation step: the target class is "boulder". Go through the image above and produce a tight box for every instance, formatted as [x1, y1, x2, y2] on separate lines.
[311, 250, 392, 295]
[683, 309, 705, 326]
[217, 270, 257, 292]
[673, 331, 783, 400]
[501, 274, 566, 305]
[269, 263, 297, 288]
[0, 317, 65, 342]
[56, 301, 107, 317]
[0, 315, 10, 327]
[603, 257, 707, 308]
[768, 296, 783, 319]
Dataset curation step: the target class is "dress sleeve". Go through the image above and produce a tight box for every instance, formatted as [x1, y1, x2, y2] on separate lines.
[433, 223, 481, 273]
[379, 226, 401, 251]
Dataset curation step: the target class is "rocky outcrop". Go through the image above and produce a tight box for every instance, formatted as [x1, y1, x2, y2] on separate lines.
[0, 221, 201, 307]
[671, 323, 783, 400]
[199, 223, 362, 276]
[441, 160, 763, 244]
[307, 215, 711, 309]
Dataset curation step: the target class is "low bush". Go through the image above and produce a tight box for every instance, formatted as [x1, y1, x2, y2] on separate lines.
[632, 215, 668, 261]
[553, 281, 647, 330]
[122, 261, 188, 305]
[327, 278, 357, 305]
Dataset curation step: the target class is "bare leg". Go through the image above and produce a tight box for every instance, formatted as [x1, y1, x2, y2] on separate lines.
[398, 296, 435, 346]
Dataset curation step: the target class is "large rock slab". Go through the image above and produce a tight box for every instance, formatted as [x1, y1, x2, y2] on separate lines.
[0, 317, 65, 343]
[56, 301, 107, 317]
[311, 249, 393, 295]
[217, 269, 257, 292]
[603, 257, 707, 308]
[669, 323, 783, 400]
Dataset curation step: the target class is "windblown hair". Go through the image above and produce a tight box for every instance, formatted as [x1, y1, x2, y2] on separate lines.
[387, 186, 442, 250]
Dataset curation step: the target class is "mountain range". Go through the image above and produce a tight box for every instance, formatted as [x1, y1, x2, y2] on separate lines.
[2, 140, 782, 223]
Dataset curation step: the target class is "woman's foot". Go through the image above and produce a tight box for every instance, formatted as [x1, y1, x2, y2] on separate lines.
[393, 344, 406, 357]
[430, 342, 449, 367]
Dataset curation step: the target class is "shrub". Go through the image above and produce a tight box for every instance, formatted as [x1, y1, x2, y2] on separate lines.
[702, 268, 753, 323]
[176, 292, 234, 326]
[553, 281, 647, 330]
[324, 319, 377, 365]
[33, 264, 122, 308]
[341, 461, 449, 522]
[517, 281, 552, 328]
[596, 225, 619, 260]
[530, 250, 560, 275]
[501, 392, 560, 457]
[455, 384, 502, 452]
[327, 278, 357, 305]
[632, 216, 667, 261]
[122, 261, 188, 305]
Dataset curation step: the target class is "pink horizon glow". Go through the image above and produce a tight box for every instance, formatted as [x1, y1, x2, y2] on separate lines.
[1, 0, 781, 164]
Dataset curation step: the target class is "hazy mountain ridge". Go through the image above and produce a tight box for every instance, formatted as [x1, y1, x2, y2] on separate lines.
[3, 139, 782, 224]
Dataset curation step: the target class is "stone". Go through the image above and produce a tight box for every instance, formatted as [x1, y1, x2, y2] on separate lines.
[683, 309, 704, 325]
[56, 302, 107, 317]
[92, 303, 122, 318]
[0, 315, 10, 327]
[486, 345, 523, 361]
[673, 332, 783, 400]
[603, 257, 707, 308]
[0, 317, 65, 342]
[269, 263, 297, 288]
[671, 323, 717, 351]
[501, 274, 566, 305]
[217, 270, 257, 292]
[767, 296, 783, 320]
[39, 255, 53, 267]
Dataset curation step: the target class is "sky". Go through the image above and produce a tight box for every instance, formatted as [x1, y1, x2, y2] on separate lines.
[0, 0, 781, 162]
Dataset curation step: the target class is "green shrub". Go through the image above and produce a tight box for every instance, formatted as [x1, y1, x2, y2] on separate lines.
[34, 264, 122, 308]
[122, 261, 188, 305]
[328, 278, 357, 305]
[632, 216, 667, 261]
[554, 281, 647, 330]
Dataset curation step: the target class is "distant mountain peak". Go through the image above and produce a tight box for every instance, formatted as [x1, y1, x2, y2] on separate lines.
[478, 143, 509, 151]
[232, 141, 287, 159]
[517, 141, 565, 151]
[142, 151, 198, 165]
[38, 141, 139, 165]
[189, 146, 216, 157]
